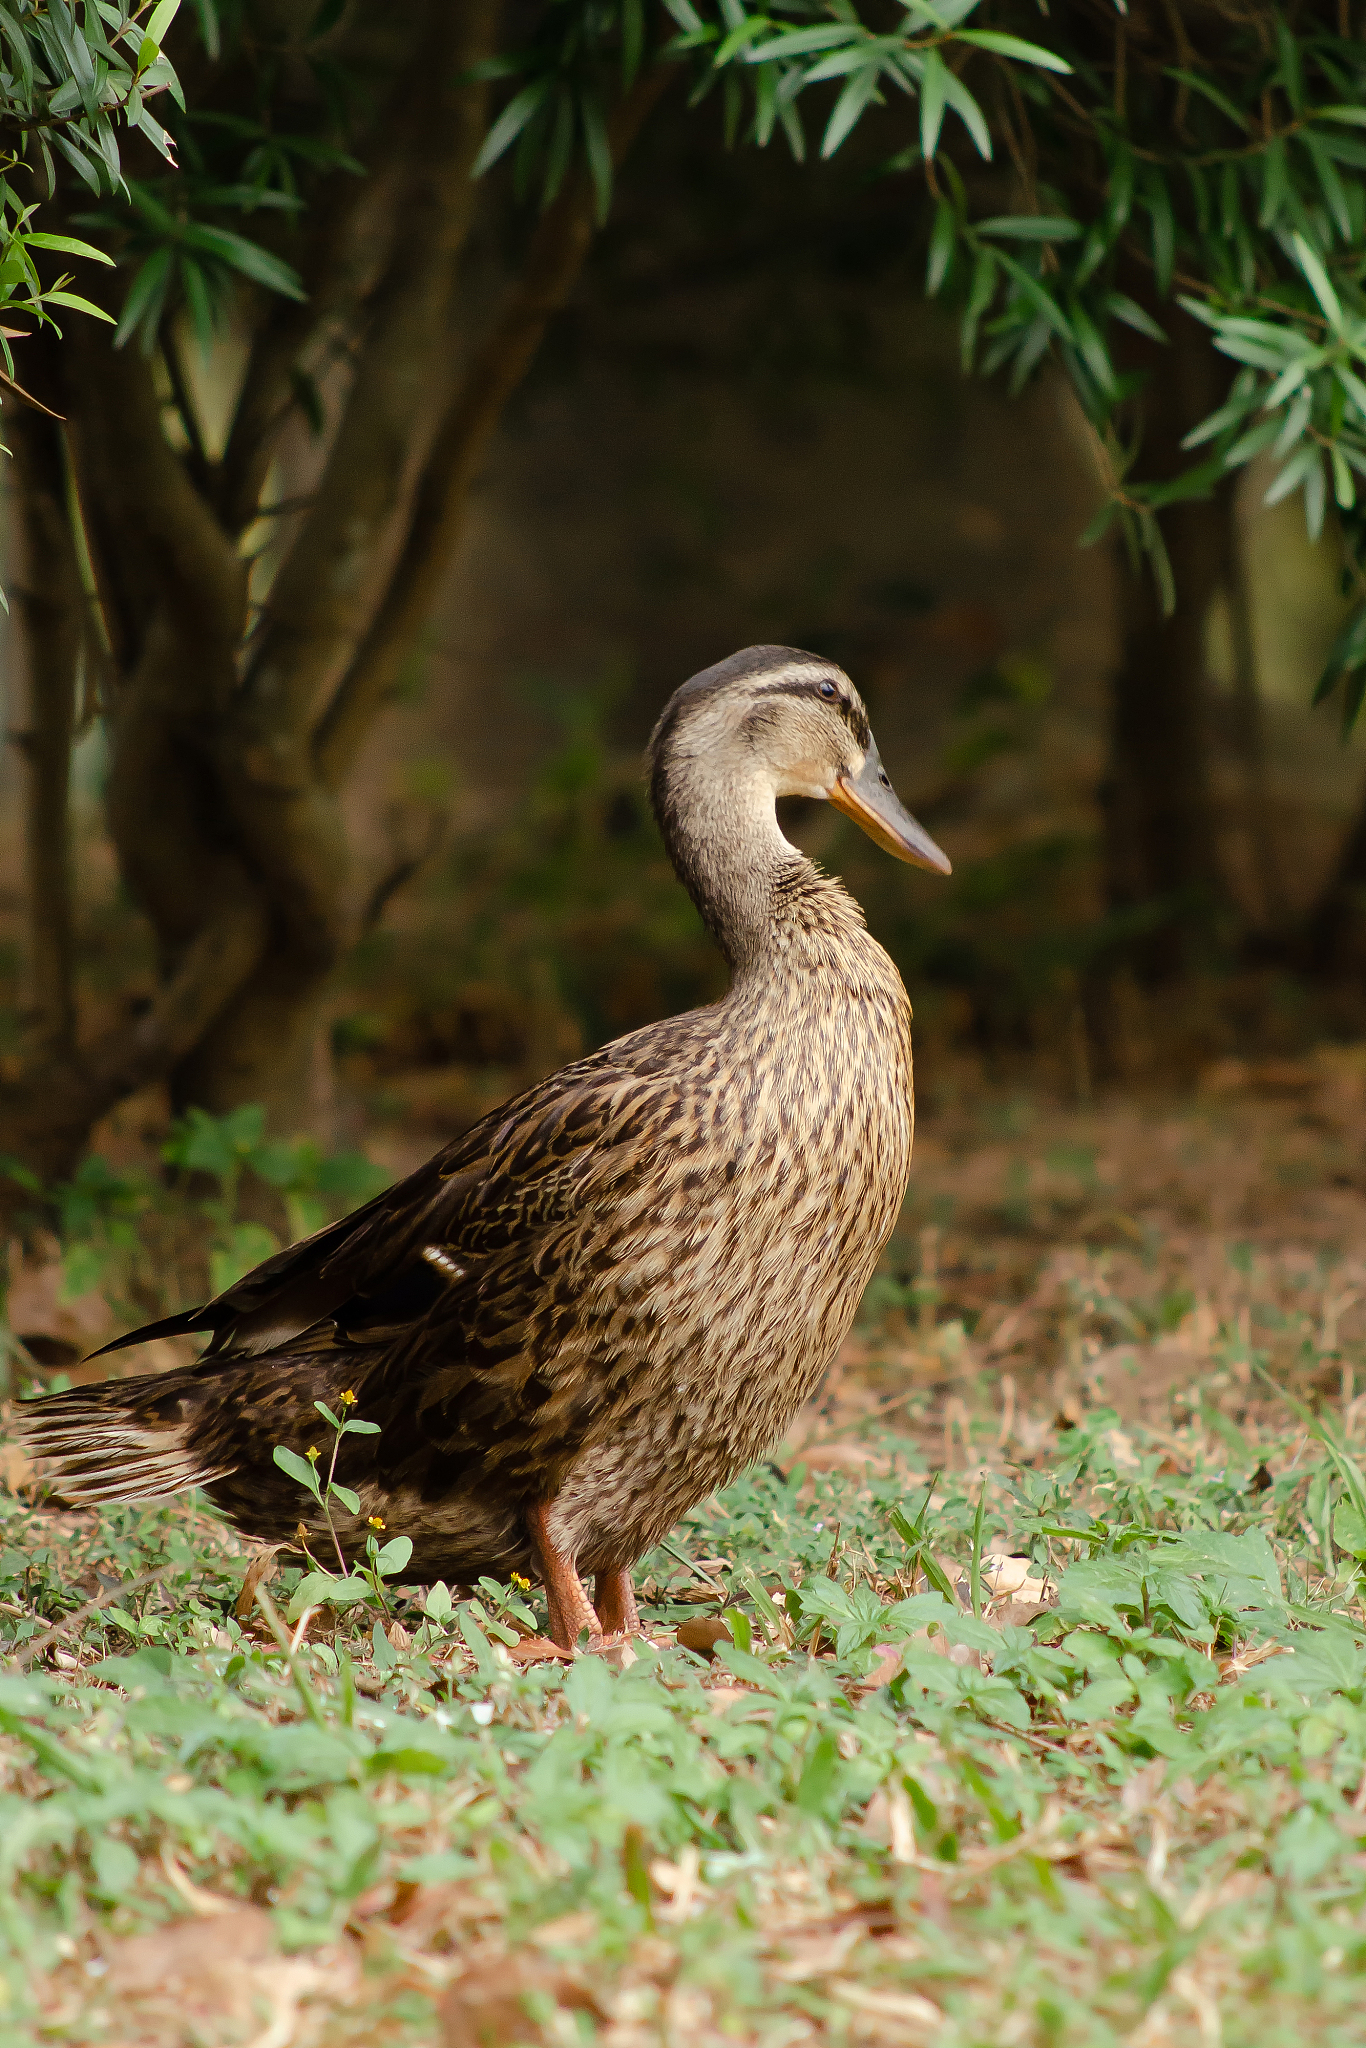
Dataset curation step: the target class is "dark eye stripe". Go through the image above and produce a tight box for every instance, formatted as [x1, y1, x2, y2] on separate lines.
[750, 675, 871, 746]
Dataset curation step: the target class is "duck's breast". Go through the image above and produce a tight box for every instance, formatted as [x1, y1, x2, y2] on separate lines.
[552, 947, 914, 1568]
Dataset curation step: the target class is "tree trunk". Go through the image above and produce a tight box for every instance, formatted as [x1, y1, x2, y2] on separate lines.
[0, 10, 672, 1203]
[1300, 779, 1366, 978]
[1100, 309, 1230, 980]
[9, 405, 82, 1055]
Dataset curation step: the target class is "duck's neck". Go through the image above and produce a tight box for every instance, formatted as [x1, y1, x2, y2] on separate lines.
[652, 750, 858, 974]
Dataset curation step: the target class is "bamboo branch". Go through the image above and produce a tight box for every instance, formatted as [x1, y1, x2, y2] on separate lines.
[314, 61, 674, 787]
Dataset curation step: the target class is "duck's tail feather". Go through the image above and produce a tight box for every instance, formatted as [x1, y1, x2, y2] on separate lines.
[84, 1303, 218, 1362]
[8, 1377, 236, 1505]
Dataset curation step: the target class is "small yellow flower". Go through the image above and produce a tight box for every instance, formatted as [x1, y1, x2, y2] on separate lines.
[305, 1446, 321, 1463]
[510, 1572, 531, 1592]
[340, 1389, 358, 1408]
[367, 1515, 386, 1531]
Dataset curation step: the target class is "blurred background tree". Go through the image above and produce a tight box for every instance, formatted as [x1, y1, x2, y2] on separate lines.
[3, 0, 1366, 1203]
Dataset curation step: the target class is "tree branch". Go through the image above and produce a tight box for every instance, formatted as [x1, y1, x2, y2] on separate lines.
[159, 324, 212, 498]
[314, 62, 674, 787]
[215, 95, 418, 538]
[64, 309, 245, 676]
[233, 0, 500, 718]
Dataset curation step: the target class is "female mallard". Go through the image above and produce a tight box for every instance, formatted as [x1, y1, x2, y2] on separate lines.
[15, 647, 949, 1647]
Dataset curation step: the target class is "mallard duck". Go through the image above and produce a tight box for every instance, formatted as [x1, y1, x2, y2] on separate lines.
[14, 646, 949, 1647]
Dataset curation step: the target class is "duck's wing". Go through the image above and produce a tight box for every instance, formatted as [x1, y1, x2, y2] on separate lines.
[91, 1047, 693, 1374]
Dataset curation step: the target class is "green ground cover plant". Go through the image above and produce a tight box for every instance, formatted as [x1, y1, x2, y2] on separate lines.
[4, 1361, 1366, 2044]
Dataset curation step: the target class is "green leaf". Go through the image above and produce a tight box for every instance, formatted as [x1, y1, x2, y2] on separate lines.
[272, 1444, 322, 1501]
[286, 1572, 372, 1624]
[376, 1537, 414, 1578]
[1145, 176, 1175, 296]
[1276, 13, 1304, 113]
[42, 292, 114, 323]
[24, 233, 113, 266]
[975, 215, 1081, 242]
[943, 69, 991, 160]
[1106, 293, 1167, 343]
[821, 61, 881, 158]
[1294, 233, 1343, 331]
[1164, 67, 1249, 132]
[145, 0, 182, 49]
[328, 1483, 361, 1515]
[471, 80, 550, 179]
[795, 1729, 840, 1814]
[926, 198, 956, 295]
[919, 48, 949, 160]
[113, 245, 172, 349]
[187, 227, 305, 300]
[955, 29, 1071, 74]
[745, 25, 851, 61]
[1300, 132, 1352, 241]
[621, 0, 643, 88]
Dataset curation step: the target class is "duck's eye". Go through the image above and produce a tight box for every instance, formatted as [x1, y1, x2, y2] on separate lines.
[819, 680, 837, 700]
[879, 772, 891, 788]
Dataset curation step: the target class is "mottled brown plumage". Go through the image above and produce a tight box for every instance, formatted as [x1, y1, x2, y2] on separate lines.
[13, 646, 950, 1645]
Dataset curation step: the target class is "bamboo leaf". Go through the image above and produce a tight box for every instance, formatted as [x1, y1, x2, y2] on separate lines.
[919, 47, 948, 160]
[1106, 293, 1167, 344]
[1291, 231, 1344, 330]
[1145, 176, 1175, 296]
[42, 290, 114, 322]
[621, 0, 644, 90]
[975, 214, 1081, 242]
[925, 197, 955, 295]
[745, 25, 852, 61]
[1299, 132, 1352, 241]
[1164, 67, 1249, 132]
[25, 232, 113, 265]
[112, 244, 171, 349]
[955, 29, 1071, 74]
[942, 69, 990, 160]
[821, 61, 880, 158]
[471, 80, 550, 179]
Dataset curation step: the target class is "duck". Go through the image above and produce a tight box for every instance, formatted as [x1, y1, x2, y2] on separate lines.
[13, 646, 950, 1649]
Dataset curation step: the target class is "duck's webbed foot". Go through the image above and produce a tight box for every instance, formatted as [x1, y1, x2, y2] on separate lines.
[527, 1501, 603, 1650]
[525, 1505, 644, 1654]
[593, 1566, 641, 1638]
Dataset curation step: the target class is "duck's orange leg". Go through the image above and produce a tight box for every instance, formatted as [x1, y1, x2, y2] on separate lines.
[527, 1502, 599, 1649]
[594, 1567, 640, 1636]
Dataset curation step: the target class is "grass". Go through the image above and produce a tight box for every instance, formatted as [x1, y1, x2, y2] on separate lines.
[5, 1387, 1366, 2044]
[5, 1078, 1366, 2044]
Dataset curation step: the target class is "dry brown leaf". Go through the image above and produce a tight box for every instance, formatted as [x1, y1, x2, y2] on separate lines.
[233, 1545, 289, 1624]
[677, 1615, 732, 1659]
[507, 1636, 573, 1665]
[440, 1955, 600, 2048]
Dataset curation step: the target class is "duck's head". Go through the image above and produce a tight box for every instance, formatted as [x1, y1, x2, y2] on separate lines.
[649, 644, 951, 876]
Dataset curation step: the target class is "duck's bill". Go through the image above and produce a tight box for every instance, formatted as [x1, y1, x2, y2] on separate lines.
[829, 749, 952, 874]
